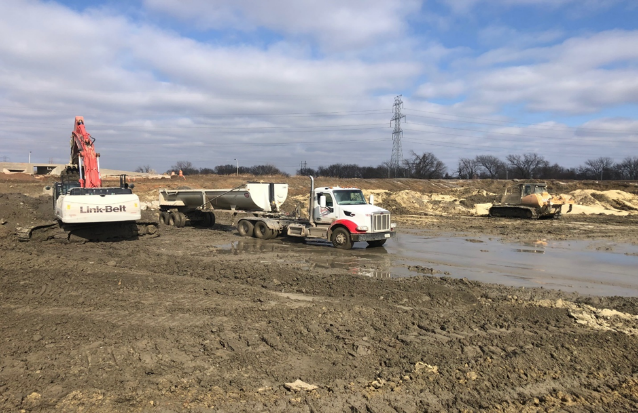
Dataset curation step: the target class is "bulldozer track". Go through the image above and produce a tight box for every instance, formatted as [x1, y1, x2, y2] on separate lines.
[488, 206, 538, 219]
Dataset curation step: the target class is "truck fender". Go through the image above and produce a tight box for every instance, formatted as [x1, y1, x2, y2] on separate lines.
[328, 219, 362, 237]
[253, 218, 281, 231]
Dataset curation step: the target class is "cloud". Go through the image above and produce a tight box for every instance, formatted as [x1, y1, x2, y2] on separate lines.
[441, 0, 623, 13]
[0, 0, 423, 171]
[447, 30, 638, 114]
[143, 0, 422, 52]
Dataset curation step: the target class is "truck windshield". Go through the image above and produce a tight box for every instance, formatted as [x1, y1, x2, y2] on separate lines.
[333, 190, 367, 205]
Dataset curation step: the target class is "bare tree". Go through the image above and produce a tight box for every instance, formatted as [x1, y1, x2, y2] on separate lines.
[170, 161, 198, 175]
[135, 165, 155, 173]
[475, 155, 505, 179]
[408, 151, 447, 179]
[617, 156, 638, 180]
[457, 158, 480, 179]
[584, 157, 615, 180]
[506, 153, 549, 179]
[250, 164, 287, 176]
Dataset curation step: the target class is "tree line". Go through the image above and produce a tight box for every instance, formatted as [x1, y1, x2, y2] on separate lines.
[141, 153, 638, 180]
[157, 161, 290, 177]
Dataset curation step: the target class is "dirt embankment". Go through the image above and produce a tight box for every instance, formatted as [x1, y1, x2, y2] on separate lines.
[2, 175, 638, 412]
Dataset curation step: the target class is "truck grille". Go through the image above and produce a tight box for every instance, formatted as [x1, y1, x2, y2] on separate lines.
[372, 213, 390, 232]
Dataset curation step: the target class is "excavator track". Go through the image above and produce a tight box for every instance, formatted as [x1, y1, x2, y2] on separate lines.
[18, 221, 159, 242]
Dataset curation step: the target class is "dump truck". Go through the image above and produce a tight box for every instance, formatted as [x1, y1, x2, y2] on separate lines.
[489, 182, 573, 219]
[158, 177, 396, 249]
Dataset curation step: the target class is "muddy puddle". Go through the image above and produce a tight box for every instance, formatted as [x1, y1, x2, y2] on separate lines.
[216, 232, 638, 297]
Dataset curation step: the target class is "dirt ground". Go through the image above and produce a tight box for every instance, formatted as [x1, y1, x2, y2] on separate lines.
[1, 174, 638, 412]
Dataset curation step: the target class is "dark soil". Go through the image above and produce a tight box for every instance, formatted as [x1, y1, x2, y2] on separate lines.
[1, 180, 638, 412]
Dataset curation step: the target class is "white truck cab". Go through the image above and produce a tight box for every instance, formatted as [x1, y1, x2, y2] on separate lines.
[311, 186, 395, 247]
[230, 177, 396, 249]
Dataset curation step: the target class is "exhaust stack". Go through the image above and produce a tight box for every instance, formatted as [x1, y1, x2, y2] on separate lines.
[308, 176, 315, 227]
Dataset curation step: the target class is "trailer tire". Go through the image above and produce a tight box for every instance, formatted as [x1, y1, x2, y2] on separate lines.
[206, 212, 216, 227]
[254, 221, 274, 240]
[331, 227, 353, 250]
[169, 212, 186, 228]
[159, 211, 169, 225]
[367, 239, 386, 248]
[237, 220, 254, 237]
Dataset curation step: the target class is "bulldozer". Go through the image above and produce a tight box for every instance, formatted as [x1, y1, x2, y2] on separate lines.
[489, 182, 573, 219]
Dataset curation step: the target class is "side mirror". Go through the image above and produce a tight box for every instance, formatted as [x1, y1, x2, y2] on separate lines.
[319, 195, 326, 208]
[44, 186, 51, 190]
[129, 183, 135, 189]
[369, 194, 374, 205]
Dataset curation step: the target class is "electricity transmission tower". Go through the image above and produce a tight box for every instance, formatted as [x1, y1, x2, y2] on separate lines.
[390, 95, 406, 178]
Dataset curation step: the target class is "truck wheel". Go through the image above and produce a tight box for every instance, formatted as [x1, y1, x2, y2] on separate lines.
[170, 212, 185, 227]
[254, 221, 274, 239]
[176, 212, 186, 227]
[331, 227, 353, 249]
[237, 220, 254, 237]
[207, 212, 216, 227]
[159, 211, 169, 225]
[367, 239, 386, 248]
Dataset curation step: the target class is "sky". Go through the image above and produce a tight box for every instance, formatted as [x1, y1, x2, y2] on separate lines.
[0, 0, 637, 174]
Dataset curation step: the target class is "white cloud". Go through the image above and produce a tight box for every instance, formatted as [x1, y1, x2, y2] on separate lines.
[451, 30, 638, 114]
[143, 0, 422, 52]
[0, 0, 423, 172]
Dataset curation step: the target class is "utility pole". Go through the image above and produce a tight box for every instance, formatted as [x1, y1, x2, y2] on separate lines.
[390, 96, 406, 178]
[29, 151, 31, 164]
[300, 161, 307, 175]
[234, 158, 238, 176]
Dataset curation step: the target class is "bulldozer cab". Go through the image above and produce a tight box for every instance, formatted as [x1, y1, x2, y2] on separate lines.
[522, 183, 547, 197]
[500, 183, 548, 205]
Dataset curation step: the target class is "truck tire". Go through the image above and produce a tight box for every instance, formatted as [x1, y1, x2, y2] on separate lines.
[331, 227, 352, 249]
[168, 212, 178, 226]
[207, 212, 216, 227]
[159, 211, 169, 225]
[367, 239, 386, 248]
[169, 212, 186, 228]
[254, 221, 275, 240]
[176, 212, 186, 227]
[237, 220, 254, 237]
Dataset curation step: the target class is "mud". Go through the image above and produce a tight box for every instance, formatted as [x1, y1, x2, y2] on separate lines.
[2, 176, 638, 412]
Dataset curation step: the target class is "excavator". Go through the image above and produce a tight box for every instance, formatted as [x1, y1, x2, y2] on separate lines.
[489, 182, 574, 219]
[18, 117, 158, 241]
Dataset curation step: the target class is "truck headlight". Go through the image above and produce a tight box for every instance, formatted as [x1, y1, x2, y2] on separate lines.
[356, 226, 369, 232]
[390, 223, 397, 229]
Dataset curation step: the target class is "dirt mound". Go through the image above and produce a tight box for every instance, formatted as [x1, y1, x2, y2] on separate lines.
[568, 189, 638, 215]
[0, 193, 54, 240]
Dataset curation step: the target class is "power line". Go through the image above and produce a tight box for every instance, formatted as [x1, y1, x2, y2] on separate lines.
[403, 108, 638, 135]
[404, 121, 638, 143]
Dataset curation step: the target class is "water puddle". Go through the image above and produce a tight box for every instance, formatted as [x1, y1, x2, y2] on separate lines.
[216, 232, 638, 297]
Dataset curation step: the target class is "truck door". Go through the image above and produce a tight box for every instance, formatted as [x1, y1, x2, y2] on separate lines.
[315, 192, 337, 224]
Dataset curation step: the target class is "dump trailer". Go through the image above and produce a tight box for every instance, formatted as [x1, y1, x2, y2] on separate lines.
[158, 182, 288, 227]
[489, 182, 574, 219]
[158, 177, 396, 249]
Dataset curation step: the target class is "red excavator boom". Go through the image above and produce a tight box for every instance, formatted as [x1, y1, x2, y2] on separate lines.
[70, 116, 102, 188]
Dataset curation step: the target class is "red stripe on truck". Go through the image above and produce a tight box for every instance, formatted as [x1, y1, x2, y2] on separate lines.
[330, 219, 363, 233]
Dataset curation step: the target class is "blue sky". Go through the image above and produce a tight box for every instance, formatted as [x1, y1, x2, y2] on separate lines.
[0, 0, 637, 174]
